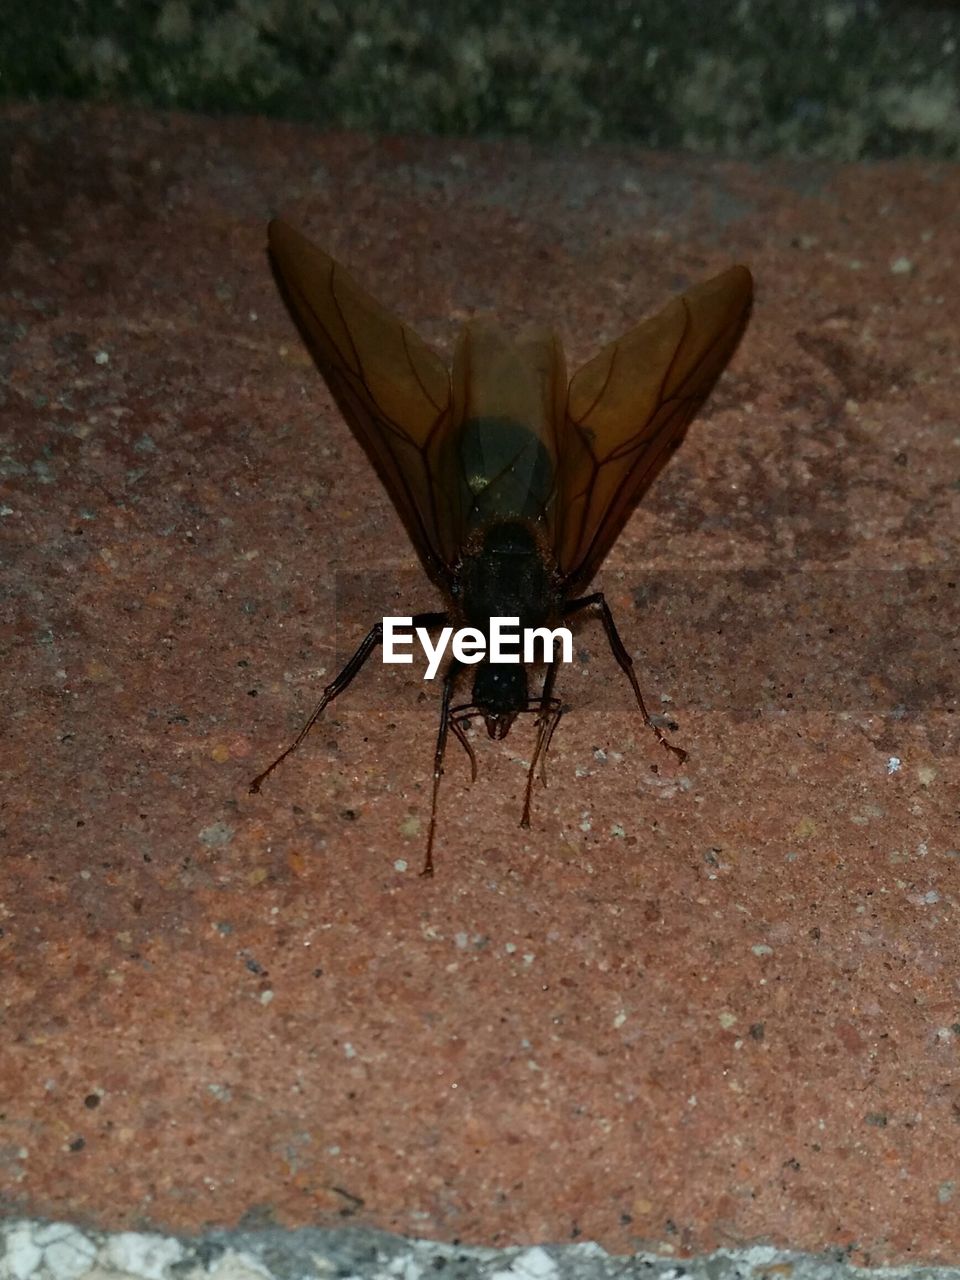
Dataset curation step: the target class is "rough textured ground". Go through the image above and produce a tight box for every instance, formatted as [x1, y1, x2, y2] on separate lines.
[2, 104, 958, 1264]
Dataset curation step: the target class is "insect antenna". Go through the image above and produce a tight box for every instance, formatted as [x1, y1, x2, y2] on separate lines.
[450, 713, 479, 783]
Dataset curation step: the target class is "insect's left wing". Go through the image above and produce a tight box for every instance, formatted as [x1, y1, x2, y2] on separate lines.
[557, 265, 753, 592]
[268, 220, 455, 587]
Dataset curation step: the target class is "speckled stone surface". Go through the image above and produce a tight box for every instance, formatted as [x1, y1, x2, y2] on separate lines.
[8, 1222, 960, 1280]
[2, 103, 959, 1264]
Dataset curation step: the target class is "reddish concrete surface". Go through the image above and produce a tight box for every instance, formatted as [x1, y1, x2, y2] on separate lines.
[2, 104, 958, 1263]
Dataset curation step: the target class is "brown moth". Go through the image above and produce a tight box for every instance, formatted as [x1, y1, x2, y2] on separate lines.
[251, 220, 752, 874]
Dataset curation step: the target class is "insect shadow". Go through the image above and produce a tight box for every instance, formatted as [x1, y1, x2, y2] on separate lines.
[250, 221, 752, 875]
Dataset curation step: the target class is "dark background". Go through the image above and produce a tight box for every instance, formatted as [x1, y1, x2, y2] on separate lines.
[3, 0, 959, 158]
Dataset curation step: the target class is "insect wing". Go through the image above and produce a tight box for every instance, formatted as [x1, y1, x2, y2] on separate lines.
[447, 320, 566, 539]
[557, 264, 753, 590]
[268, 219, 456, 585]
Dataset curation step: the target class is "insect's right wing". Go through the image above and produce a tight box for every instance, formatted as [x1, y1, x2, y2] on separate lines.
[268, 220, 456, 587]
[556, 265, 753, 592]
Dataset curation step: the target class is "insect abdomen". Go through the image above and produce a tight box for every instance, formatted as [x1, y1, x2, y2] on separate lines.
[457, 519, 561, 631]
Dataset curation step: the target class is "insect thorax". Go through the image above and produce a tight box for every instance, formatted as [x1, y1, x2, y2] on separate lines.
[454, 519, 562, 632]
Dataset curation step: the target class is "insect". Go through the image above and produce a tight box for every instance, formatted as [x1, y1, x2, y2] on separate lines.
[250, 219, 752, 875]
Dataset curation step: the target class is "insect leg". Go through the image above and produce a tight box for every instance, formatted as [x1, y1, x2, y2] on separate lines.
[520, 660, 563, 828]
[564, 592, 688, 763]
[423, 660, 464, 878]
[249, 610, 450, 793]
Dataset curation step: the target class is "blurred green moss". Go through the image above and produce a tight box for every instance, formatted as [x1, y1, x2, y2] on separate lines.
[3, 0, 959, 158]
